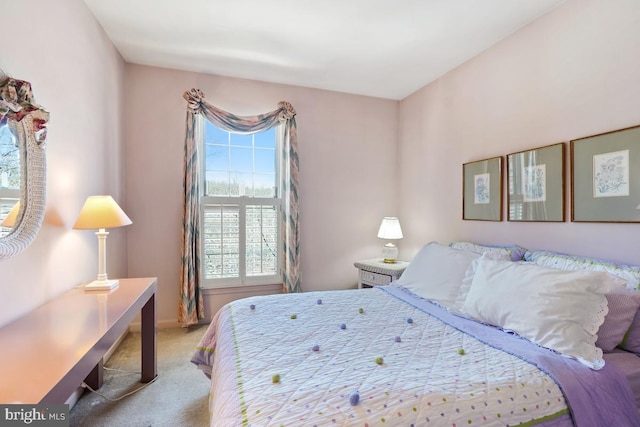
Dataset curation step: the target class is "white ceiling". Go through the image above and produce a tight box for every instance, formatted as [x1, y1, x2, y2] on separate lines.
[83, 0, 566, 100]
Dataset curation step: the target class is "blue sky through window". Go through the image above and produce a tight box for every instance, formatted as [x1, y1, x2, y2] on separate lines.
[204, 121, 277, 197]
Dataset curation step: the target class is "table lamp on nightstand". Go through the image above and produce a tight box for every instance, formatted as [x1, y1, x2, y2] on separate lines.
[377, 216, 403, 263]
[73, 195, 132, 291]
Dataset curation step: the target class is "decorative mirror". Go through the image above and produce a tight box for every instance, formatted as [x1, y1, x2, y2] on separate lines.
[0, 73, 49, 259]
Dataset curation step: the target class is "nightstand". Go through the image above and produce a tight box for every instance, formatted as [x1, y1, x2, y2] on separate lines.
[354, 258, 409, 289]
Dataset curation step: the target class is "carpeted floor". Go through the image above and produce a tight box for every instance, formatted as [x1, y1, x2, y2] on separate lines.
[70, 326, 211, 427]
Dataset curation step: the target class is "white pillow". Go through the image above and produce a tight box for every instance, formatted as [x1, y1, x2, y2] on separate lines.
[462, 258, 624, 369]
[397, 242, 480, 309]
[453, 252, 512, 312]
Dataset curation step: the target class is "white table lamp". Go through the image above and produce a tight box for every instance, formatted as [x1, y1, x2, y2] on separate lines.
[73, 195, 132, 291]
[377, 216, 403, 263]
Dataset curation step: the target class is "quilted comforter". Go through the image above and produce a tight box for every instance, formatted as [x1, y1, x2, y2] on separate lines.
[192, 286, 639, 426]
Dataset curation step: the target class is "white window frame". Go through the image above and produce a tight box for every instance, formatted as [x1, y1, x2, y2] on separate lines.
[199, 120, 283, 289]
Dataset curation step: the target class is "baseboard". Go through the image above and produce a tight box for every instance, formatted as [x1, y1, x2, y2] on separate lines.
[65, 387, 84, 408]
[129, 319, 190, 331]
[104, 329, 130, 361]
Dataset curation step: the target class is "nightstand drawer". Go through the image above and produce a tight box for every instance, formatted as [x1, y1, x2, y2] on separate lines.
[354, 259, 408, 289]
[359, 270, 392, 286]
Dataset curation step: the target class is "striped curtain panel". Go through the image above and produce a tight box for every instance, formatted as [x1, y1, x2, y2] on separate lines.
[179, 89, 300, 327]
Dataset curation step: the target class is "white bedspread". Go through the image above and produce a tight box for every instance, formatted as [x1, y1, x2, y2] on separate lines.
[193, 288, 570, 426]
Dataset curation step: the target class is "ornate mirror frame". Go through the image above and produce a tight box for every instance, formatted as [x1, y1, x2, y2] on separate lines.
[0, 74, 48, 259]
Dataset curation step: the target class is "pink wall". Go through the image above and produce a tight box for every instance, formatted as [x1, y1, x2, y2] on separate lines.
[124, 65, 398, 324]
[398, 0, 640, 265]
[0, 0, 127, 327]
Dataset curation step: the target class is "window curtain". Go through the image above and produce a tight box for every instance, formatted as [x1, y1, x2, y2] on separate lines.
[179, 88, 300, 327]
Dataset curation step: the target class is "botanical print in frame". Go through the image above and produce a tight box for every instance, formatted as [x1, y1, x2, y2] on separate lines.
[572, 125, 640, 222]
[523, 164, 546, 202]
[593, 149, 629, 198]
[507, 143, 564, 222]
[463, 156, 503, 221]
[474, 173, 490, 204]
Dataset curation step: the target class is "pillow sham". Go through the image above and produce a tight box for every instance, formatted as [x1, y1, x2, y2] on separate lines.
[450, 241, 527, 261]
[620, 310, 640, 354]
[462, 258, 623, 369]
[396, 242, 480, 310]
[452, 252, 511, 313]
[596, 289, 640, 352]
[524, 250, 640, 290]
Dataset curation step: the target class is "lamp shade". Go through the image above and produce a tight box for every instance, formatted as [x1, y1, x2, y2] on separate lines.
[1, 201, 19, 228]
[377, 217, 403, 240]
[73, 195, 132, 230]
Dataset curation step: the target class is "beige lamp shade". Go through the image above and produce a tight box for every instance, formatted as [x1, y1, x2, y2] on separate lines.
[1, 201, 20, 228]
[73, 196, 132, 230]
[73, 195, 132, 291]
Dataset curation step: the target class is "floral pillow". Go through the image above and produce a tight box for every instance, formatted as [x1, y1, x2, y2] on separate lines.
[524, 250, 640, 290]
[450, 241, 527, 261]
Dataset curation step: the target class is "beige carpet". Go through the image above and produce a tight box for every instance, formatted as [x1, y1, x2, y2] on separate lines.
[70, 326, 211, 427]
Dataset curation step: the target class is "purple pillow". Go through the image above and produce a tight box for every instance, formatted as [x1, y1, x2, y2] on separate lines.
[597, 289, 640, 352]
[620, 308, 640, 354]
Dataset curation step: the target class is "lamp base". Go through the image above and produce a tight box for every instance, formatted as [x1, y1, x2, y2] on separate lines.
[84, 279, 120, 291]
[381, 242, 398, 264]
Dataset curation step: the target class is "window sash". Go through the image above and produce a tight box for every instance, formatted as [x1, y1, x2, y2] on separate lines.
[203, 123, 280, 198]
[200, 119, 283, 289]
[201, 196, 281, 288]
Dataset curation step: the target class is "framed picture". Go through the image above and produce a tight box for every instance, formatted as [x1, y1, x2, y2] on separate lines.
[462, 156, 503, 221]
[507, 143, 565, 222]
[571, 125, 640, 222]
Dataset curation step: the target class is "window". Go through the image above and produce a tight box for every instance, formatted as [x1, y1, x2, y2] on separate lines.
[201, 120, 281, 288]
[0, 124, 19, 237]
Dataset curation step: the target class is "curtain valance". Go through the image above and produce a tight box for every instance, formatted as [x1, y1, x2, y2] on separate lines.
[183, 89, 296, 133]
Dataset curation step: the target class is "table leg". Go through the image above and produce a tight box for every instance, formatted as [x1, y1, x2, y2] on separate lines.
[84, 358, 104, 389]
[140, 293, 157, 382]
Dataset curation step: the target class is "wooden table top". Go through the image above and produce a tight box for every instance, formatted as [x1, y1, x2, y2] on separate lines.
[0, 277, 157, 403]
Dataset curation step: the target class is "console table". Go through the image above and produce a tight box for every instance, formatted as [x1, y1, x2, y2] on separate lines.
[0, 277, 157, 404]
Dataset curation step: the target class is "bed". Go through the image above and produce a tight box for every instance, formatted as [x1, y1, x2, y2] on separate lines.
[192, 241, 640, 426]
